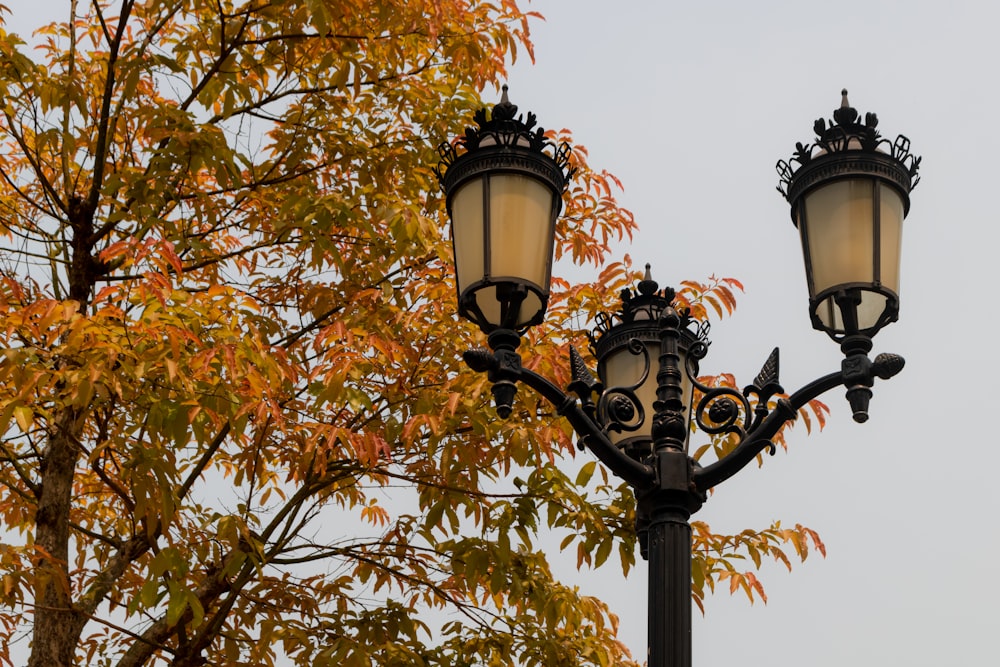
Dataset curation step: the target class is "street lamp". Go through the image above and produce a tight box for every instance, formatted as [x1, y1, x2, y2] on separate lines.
[779, 89, 918, 342]
[435, 87, 920, 667]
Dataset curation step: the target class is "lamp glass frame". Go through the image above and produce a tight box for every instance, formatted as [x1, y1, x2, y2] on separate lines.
[795, 176, 906, 337]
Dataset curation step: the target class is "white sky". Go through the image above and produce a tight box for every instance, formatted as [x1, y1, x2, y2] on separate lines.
[508, 1, 997, 665]
[2, 1, 996, 666]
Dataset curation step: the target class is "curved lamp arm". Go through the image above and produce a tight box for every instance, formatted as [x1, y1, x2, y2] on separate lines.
[463, 344, 655, 489]
[693, 348, 905, 492]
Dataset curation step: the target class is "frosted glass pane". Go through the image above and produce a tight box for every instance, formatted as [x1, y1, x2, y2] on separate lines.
[488, 174, 555, 289]
[815, 291, 890, 332]
[879, 184, 904, 294]
[802, 180, 874, 295]
[603, 344, 657, 446]
[471, 287, 543, 331]
[450, 179, 485, 295]
[601, 341, 693, 448]
[856, 291, 889, 330]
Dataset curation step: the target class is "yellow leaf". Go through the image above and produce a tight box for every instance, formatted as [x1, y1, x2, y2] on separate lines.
[12, 405, 32, 432]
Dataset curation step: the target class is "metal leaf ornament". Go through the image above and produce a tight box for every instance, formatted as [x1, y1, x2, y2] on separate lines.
[745, 347, 783, 401]
[568, 346, 602, 400]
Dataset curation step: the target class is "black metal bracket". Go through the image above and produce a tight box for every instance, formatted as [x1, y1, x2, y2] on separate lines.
[464, 331, 655, 489]
[462, 327, 905, 500]
[691, 341, 904, 492]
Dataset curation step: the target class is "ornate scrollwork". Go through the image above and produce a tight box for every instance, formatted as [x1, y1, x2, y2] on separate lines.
[603, 393, 644, 433]
[687, 332, 710, 363]
[691, 385, 751, 437]
[685, 344, 752, 439]
[708, 398, 739, 424]
[596, 338, 649, 435]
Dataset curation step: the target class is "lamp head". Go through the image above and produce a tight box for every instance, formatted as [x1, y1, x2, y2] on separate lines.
[590, 265, 710, 460]
[777, 90, 921, 340]
[435, 86, 574, 333]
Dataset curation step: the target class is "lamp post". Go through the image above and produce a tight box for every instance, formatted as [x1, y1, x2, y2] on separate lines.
[435, 87, 920, 667]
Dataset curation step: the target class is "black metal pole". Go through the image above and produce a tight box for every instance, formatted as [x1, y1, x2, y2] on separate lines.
[645, 493, 692, 667]
[644, 303, 701, 667]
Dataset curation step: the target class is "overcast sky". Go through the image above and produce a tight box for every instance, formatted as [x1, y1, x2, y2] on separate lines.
[3, 1, 996, 666]
[507, 1, 997, 665]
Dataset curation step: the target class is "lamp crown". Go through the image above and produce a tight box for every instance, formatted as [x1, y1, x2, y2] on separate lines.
[434, 85, 574, 189]
[590, 265, 710, 351]
[777, 89, 922, 201]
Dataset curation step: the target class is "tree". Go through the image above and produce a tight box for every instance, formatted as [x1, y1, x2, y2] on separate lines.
[0, 2, 825, 666]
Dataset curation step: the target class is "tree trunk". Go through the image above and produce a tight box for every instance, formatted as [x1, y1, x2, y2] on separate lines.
[29, 196, 96, 666]
[29, 407, 87, 667]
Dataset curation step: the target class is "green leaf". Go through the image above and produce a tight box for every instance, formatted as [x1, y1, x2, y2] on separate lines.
[575, 460, 597, 486]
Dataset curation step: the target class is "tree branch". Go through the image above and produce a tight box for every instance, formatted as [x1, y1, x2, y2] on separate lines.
[86, 0, 135, 214]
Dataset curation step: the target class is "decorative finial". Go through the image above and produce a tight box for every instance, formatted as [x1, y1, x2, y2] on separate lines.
[833, 88, 858, 126]
[637, 263, 658, 296]
[435, 83, 575, 204]
[492, 84, 518, 121]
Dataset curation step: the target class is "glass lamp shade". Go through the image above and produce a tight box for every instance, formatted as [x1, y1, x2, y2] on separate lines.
[449, 170, 560, 332]
[796, 177, 905, 336]
[594, 317, 699, 460]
